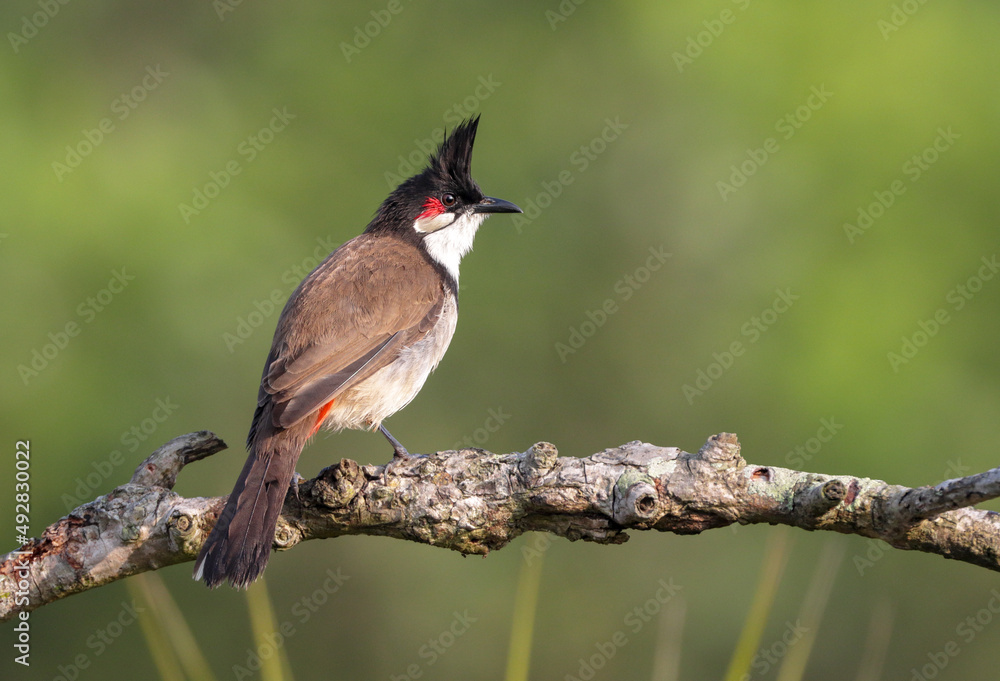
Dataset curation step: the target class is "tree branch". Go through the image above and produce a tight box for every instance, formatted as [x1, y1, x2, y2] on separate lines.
[3, 431, 1000, 620]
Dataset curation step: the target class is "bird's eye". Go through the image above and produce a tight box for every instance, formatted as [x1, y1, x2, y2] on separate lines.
[441, 193, 456, 207]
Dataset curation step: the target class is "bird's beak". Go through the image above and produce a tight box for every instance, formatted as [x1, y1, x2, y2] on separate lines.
[473, 196, 522, 214]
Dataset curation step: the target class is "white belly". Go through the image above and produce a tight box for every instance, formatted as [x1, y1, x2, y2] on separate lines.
[322, 296, 458, 431]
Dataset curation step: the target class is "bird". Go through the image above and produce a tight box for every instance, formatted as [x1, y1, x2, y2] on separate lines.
[193, 116, 521, 588]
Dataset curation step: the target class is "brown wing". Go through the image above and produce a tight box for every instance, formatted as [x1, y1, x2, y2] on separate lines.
[253, 233, 444, 431]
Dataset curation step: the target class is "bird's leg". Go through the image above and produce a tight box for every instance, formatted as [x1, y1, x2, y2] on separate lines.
[289, 471, 305, 501]
[378, 423, 411, 460]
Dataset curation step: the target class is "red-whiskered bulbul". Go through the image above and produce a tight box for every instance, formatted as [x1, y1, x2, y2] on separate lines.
[194, 117, 521, 588]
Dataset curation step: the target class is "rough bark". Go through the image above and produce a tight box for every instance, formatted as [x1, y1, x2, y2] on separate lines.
[3, 430, 1000, 621]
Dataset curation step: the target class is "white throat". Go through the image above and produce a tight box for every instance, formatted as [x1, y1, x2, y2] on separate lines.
[419, 212, 485, 283]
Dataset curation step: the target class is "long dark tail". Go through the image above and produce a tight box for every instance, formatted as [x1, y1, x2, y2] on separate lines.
[193, 419, 311, 589]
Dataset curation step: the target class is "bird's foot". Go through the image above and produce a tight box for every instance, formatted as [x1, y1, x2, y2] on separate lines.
[379, 423, 412, 460]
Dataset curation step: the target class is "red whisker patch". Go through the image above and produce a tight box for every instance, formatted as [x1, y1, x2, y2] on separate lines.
[417, 197, 445, 220]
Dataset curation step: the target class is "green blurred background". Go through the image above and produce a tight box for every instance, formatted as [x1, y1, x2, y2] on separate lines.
[3, 1, 1000, 679]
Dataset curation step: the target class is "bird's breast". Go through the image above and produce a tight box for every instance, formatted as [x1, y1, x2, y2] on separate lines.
[323, 294, 459, 431]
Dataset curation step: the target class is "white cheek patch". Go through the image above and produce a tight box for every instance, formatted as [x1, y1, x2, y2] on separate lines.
[421, 212, 486, 283]
[413, 212, 456, 233]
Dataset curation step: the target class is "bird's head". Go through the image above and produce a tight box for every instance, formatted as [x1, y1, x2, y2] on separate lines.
[367, 117, 521, 279]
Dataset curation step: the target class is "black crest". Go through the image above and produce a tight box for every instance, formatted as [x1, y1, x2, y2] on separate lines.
[428, 115, 479, 189]
[368, 117, 485, 231]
